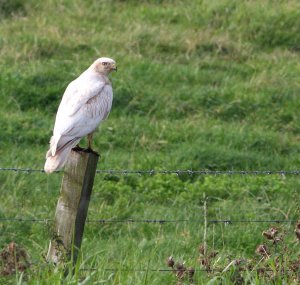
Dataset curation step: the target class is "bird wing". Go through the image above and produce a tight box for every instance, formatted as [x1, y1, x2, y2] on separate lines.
[60, 74, 106, 117]
[85, 84, 113, 121]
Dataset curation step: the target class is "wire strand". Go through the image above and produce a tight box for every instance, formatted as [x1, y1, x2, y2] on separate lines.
[1, 167, 300, 175]
[0, 217, 296, 224]
[81, 267, 282, 273]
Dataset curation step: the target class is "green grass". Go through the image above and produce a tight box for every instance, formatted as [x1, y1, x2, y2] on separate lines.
[1, 0, 300, 283]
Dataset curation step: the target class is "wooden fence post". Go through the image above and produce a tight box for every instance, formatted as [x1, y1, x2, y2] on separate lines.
[46, 149, 99, 267]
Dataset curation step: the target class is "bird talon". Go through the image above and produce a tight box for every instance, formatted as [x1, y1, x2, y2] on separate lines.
[82, 148, 99, 156]
[72, 145, 84, 152]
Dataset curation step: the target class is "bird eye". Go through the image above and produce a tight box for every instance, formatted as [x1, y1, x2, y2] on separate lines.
[102, 62, 108, 66]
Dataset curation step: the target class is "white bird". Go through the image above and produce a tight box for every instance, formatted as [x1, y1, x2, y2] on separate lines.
[44, 57, 117, 173]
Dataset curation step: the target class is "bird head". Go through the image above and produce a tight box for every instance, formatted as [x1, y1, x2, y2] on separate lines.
[93, 57, 117, 75]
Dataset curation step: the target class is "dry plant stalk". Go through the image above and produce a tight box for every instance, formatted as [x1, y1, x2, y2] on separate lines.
[0, 242, 30, 276]
[165, 221, 300, 283]
[166, 256, 195, 284]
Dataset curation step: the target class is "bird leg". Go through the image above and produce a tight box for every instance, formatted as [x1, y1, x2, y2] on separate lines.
[85, 132, 99, 156]
[87, 133, 93, 150]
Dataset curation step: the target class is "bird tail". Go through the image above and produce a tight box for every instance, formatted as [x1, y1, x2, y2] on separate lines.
[44, 137, 80, 173]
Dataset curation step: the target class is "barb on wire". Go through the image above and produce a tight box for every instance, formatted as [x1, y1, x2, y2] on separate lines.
[0, 217, 296, 224]
[1, 167, 300, 176]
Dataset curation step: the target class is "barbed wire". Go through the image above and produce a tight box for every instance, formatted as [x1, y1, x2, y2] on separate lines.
[96, 169, 300, 176]
[1, 167, 300, 175]
[0, 168, 46, 173]
[87, 218, 297, 224]
[24, 258, 292, 278]
[30, 263, 282, 274]
[80, 267, 285, 274]
[0, 217, 297, 224]
[81, 267, 208, 273]
[9, 258, 286, 277]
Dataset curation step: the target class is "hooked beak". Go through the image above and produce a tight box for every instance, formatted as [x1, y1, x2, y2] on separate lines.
[111, 63, 117, 72]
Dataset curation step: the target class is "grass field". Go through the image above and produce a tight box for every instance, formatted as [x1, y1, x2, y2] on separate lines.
[1, 0, 300, 284]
